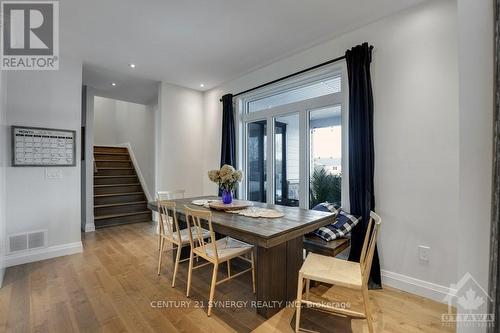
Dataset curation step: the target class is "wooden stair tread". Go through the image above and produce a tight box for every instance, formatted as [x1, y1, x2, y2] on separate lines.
[95, 167, 134, 170]
[94, 219, 151, 228]
[94, 152, 129, 156]
[95, 201, 147, 208]
[93, 145, 149, 228]
[94, 175, 137, 178]
[94, 192, 144, 198]
[94, 183, 140, 188]
[94, 211, 151, 220]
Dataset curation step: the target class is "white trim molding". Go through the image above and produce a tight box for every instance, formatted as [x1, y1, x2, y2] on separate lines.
[119, 142, 153, 202]
[381, 269, 457, 305]
[5, 241, 83, 268]
[85, 223, 95, 232]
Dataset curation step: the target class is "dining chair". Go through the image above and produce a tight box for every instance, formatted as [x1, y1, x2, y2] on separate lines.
[184, 206, 256, 317]
[295, 211, 382, 333]
[156, 190, 186, 250]
[157, 200, 210, 287]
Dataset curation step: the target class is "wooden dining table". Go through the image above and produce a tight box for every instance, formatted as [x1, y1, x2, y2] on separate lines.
[148, 196, 336, 318]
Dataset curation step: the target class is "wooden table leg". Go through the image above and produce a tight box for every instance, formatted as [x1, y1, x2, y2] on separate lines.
[256, 236, 303, 318]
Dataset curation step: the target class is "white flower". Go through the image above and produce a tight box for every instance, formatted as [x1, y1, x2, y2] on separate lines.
[208, 165, 243, 191]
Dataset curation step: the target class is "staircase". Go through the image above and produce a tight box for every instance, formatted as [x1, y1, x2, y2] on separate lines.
[93, 146, 151, 228]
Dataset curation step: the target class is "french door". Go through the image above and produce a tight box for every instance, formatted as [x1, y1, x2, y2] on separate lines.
[240, 93, 346, 210]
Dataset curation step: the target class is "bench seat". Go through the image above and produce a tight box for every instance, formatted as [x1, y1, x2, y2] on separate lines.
[303, 234, 350, 257]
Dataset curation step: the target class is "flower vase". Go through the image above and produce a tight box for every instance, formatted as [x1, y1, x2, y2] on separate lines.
[222, 189, 233, 204]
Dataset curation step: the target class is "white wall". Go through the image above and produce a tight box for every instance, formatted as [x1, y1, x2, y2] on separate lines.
[203, 0, 460, 301]
[4, 56, 83, 267]
[0, 68, 6, 286]
[457, 1, 493, 331]
[82, 87, 95, 232]
[157, 82, 205, 197]
[93, 96, 155, 199]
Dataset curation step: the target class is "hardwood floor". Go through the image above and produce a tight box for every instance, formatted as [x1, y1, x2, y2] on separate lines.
[0, 222, 454, 333]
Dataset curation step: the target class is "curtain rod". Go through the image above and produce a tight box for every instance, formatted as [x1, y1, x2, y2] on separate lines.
[219, 54, 347, 102]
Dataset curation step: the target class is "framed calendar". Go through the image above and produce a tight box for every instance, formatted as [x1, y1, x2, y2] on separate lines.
[11, 126, 76, 167]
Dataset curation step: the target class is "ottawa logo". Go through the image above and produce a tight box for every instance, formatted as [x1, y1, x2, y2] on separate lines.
[442, 272, 494, 328]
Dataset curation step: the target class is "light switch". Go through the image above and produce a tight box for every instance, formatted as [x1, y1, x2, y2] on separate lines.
[45, 168, 63, 179]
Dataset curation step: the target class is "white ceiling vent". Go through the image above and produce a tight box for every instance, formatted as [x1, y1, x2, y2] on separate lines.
[8, 230, 47, 254]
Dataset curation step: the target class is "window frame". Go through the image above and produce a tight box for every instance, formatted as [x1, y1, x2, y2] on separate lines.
[235, 63, 349, 210]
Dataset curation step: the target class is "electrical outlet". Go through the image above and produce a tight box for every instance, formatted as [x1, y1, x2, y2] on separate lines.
[418, 245, 430, 262]
[45, 168, 63, 179]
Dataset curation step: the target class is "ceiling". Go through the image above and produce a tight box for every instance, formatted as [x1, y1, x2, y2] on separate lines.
[83, 65, 159, 105]
[65, 0, 426, 103]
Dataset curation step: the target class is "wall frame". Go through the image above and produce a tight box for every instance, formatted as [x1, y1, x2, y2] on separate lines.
[11, 126, 77, 167]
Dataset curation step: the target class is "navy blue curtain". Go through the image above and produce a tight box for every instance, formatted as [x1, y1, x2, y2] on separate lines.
[220, 93, 236, 167]
[220, 94, 236, 195]
[346, 43, 382, 289]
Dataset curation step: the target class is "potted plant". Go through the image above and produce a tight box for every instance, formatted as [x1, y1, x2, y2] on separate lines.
[208, 164, 243, 204]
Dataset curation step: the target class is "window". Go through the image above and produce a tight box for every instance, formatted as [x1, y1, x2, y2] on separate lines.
[248, 76, 341, 113]
[274, 114, 300, 207]
[309, 105, 342, 208]
[246, 120, 267, 203]
[239, 66, 347, 209]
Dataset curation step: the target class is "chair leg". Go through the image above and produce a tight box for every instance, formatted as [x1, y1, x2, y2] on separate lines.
[362, 286, 374, 333]
[305, 279, 310, 301]
[157, 237, 164, 275]
[295, 274, 304, 333]
[227, 259, 231, 278]
[207, 263, 218, 317]
[172, 243, 182, 288]
[250, 250, 256, 294]
[186, 250, 194, 297]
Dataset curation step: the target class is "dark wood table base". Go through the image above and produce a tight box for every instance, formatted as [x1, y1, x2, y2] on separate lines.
[256, 236, 303, 318]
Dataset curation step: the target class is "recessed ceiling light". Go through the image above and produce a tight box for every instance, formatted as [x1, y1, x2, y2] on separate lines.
[111, 82, 117, 86]
[200, 83, 205, 88]
[129, 63, 135, 68]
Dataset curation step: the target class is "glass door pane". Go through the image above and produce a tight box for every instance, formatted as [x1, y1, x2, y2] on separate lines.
[247, 121, 267, 202]
[274, 114, 300, 207]
[309, 105, 342, 208]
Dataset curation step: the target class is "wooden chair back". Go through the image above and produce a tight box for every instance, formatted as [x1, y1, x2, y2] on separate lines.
[360, 211, 382, 285]
[157, 190, 186, 200]
[157, 200, 181, 242]
[184, 206, 218, 260]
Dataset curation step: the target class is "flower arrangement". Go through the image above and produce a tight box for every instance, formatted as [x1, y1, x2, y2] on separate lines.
[208, 165, 243, 204]
[208, 164, 243, 191]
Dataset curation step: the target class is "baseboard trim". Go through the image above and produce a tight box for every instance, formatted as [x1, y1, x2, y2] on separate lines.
[5, 241, 83, 268]
[0, 268, 4, 288]
[381, 269, 456, 304]
[85, 223, 95, 232]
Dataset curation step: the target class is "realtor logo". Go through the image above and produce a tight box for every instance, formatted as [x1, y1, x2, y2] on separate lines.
[442, 272, 494, 328]
[1, 1, 59, 70]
